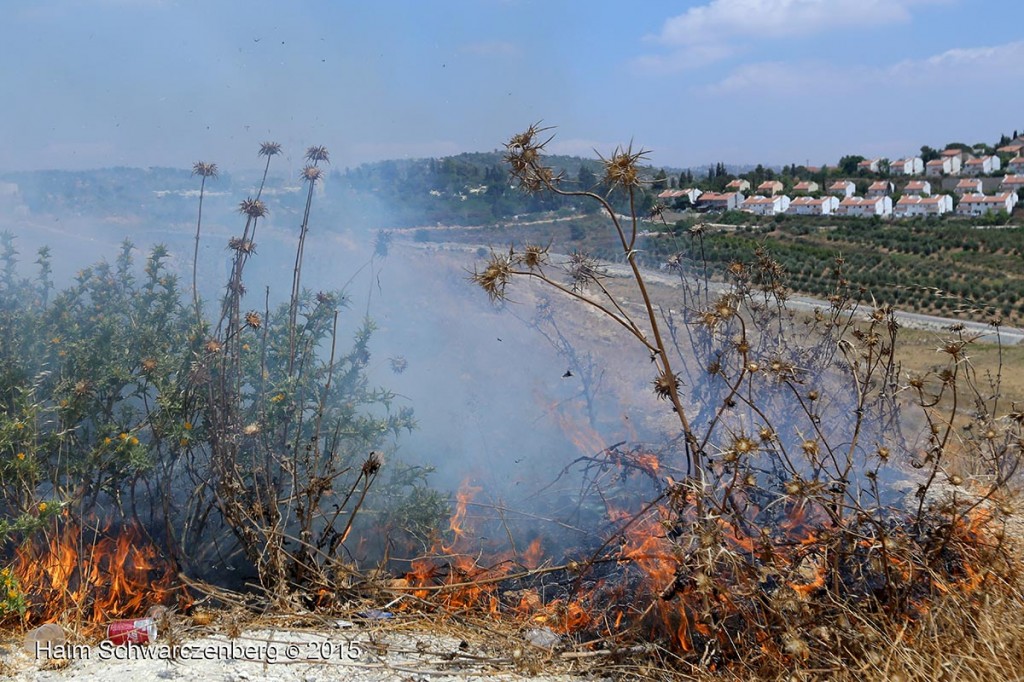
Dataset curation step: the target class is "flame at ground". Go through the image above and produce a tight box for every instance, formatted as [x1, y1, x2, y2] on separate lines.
[11, 521, 185, 627]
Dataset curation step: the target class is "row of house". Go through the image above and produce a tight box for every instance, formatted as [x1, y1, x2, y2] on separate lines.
[682, 188, 1018, 219]
[855, 144, 1024, 179]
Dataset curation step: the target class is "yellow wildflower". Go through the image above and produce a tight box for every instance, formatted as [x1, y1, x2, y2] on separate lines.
[16, 453, 24, 461]
[271, 393, 285, 403]
[103, 437, 112, 445]
[119, 432, 128, 441]
[8, 589, 16, 599]
[38, 502, 47, 513]
[14, 423, 24, 430]
[129, 436, 139, 446]
[179, 438, 189, 447]
[51, 337, 61, 344]
[184, 421, 193, 431]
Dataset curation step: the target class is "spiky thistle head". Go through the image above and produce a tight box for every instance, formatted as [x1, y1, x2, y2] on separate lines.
[652, 370, 681, 400]
[504, 123, 561, 193]
[566, 250, 604, 293]
[259, 141, 282, 157]
[471, 251, 515, 303]
[305, 145, 330, 164]
[599, 143, 648, 189]
[514, 243, 549, 271]
[228, 237, 256, 254]
[301, 165, 323, 183]
[238, 197, 267, 219]
[192, 161, 218, 178]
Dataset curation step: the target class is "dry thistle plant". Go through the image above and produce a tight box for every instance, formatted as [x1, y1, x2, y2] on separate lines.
[470, 124, 1023, 672]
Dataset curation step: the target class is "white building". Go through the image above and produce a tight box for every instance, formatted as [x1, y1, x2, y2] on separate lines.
[741, 194, 791, 216]
[756, 180, 784, 196]
[894, 195, 952, 217]
[725, 179, 751, 192]
[999, 175, 1024, 194]
[997, 143, 1024, 157]
[1008, 156, 1024, 174]
[955, 193, 1017, 216]
[792, 181, 819, 194]
[954, 178, 983, 196]
[698, 191, 745, 211]
[962, 155, 1001, 176]
[926, 156, 961, 176]
[828, 180, 856, 197]
[657, 188, 703, 204]
[857, 158, 881, 173]
[903, 180, 931, 196]
[786, 195, 840, 216]
[837, 196, 893, 218]
[866, 181, 894, 198]
[890, 157, 924, 175]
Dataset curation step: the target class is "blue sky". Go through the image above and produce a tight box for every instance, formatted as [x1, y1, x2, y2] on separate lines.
[2, 0, 1023, 172]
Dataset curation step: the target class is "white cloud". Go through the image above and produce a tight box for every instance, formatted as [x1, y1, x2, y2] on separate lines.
[639, 0, 950, 71]
[703, 40, 1024, 96]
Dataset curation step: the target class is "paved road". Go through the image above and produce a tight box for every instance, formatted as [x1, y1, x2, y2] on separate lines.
[411, 239, 1024, 347]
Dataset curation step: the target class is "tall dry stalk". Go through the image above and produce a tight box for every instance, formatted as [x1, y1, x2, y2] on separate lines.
[288, 145, 330, 373]
[191, 161, 218, 325]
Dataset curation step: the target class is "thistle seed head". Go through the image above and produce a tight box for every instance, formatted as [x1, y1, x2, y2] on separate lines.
[259, 141, 282, 157]
[652, 370, 681, 400]
[472, 251, 514, 302]
[192, 161, 218, 178]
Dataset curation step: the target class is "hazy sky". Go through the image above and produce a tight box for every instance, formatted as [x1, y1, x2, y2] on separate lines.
[3, 0, 1023, 172]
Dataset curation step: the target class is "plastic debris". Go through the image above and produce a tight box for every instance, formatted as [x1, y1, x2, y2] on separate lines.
[24, 623, 66, 658]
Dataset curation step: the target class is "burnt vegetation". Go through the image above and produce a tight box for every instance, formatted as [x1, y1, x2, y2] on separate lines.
[0, 128, 1022, 680]
[460, 124, 1024, 678]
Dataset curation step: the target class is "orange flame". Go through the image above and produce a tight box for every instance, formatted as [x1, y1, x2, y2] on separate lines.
[12, 521, 185, 628]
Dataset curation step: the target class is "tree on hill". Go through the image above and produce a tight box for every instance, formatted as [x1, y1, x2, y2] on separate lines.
[652, 169, 668, 191]
[577, 165, 598, 191]
[839, 155, 866, 176]
[920, 145, 940, 162]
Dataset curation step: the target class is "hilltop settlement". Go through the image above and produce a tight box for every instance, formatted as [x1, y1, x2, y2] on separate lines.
[659, 134, 1024, 221]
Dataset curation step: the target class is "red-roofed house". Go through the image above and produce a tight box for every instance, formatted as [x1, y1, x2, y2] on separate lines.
[786, 196, 839, 216]
[955, 193, 1017, 216]
[890, 157, 924, 175]
[837, 196, 893, 218]
[756, 180, 784, 196]
[857, 159, 881, 173]
[657, 188, 703, 204]
[926, 157, 960, 176]
[792, 181, 819, 194]
[828, 180, 855, 198]
[866, 181, 894, 198]
[954, 179, 983, 196]
[894, 195, 952, 218]
[1008, 157, 1024, 174]
[997, 143, 1024, 156]
[725, 179, 751, 192]
[903, 180, 931, 196]
[999, 175, 1024, 193]
[963, 155, 1001, 176]
[741, 195, 791, 216]
[697, 192, 745, 211]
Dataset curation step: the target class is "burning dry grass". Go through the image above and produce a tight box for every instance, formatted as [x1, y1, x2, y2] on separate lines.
[8, 520, 186, 633]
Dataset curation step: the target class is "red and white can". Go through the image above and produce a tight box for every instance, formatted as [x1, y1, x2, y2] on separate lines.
[106, 618, 157, 645]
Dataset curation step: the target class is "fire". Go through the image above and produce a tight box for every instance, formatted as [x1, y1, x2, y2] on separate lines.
[11, 521, 184, 628]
